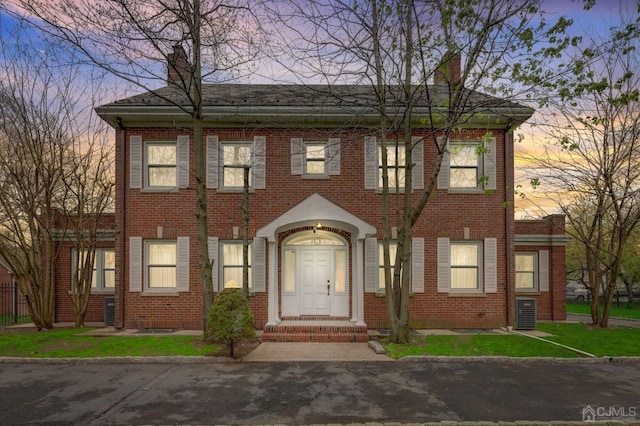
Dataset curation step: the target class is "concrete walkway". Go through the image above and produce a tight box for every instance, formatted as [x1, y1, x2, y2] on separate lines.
[242, 342, 393, 362]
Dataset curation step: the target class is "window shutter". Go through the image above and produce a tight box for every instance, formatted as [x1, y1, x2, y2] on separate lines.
[364, 136, 377, 189]
[291, 138, 303, 175]
[208, 237, 219, 292]
[328, 138, 341, 175]
[484, 137, 497, 190]
[484, 238, 497, 293]
[437, 238, 450, 293]
[412, 136, 424, 190]
[177, 237, 189, 291]
[206, 135, 219, 189]
[252, 136, 266, 189]
[411, 238, 424, 293]
[364, 237, 378, 292]
[177, 135, 189, 188]
[539, 250, 549, 292]
[252, 237, 266, 292]
[130, 135, 142, 189]
[129, 237, 142, 292]
[437, 137, 449, 190]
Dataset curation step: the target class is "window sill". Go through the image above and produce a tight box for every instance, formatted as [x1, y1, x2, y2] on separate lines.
[446, 292, 486, 298]
[140, 187, 180, 193]
[447, 188, 484, 194]
[141, 291, 180, 297]
[216, 188, 256, 194]
[301, 174, 330, 180]
[68, 290, 115, 296]
[515, 291, 540, 295]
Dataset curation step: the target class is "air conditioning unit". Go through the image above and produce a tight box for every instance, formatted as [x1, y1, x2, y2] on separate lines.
[515, 298, 536, 330]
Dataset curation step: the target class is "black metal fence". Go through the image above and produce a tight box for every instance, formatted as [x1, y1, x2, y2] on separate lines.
[0, 281, 30, 326]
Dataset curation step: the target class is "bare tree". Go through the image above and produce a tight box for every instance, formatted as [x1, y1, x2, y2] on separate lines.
[2, 0, 264, 322]
[522, 16, 640, 327]
[266, 0, 578, 342]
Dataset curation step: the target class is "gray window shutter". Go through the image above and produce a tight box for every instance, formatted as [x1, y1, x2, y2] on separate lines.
[129, 237, 142, 292]
[291, 138, 303, 175]
[208, 237, 219, 292]
[328, 137, 341, 175]
[130, 135, 142, 189]
[252, 237, 266, 292]
[206, 135, 219, 189]
[177, 135, 189, 188]
[412, 136, 424, 190]
[484, 238, 497, 293]
[539, 250, 549, 292]
[437, 238, 450, 293]
[364, 237, 378, 292]
[364, 136, 377, 189]
[411, 238, 424, 293]
[437, 137, 449, 190]
[177, 237, 189, 291]
[253, 136, 266, 189]
[484, 137, 497, 190]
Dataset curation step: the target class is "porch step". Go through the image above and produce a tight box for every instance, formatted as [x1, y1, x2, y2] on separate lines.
[262, 317, 369, 343]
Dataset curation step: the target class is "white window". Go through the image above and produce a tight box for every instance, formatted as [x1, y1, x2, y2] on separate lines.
[516, 253, 539, 292]
[146, 142, 177, 187]
[378, 144, 406, 189]
[450, 242, 482, 290]
[146, 241, 177, 289]
[378, 241, 397, 290]
[222, 142, 252, 188]
[72, 249, 115, 292]
[305, 142, 327, 175]
[449, 142, 481, 189]
[222, 242, 252, 290]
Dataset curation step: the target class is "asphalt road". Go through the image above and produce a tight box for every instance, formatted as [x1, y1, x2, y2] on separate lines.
[1, 360, 639, 425]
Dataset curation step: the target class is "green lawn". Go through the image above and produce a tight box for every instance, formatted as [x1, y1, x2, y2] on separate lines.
[384, 323, 640, 359]
[0, 328, 221, 358]
[566, 301, 640, 320]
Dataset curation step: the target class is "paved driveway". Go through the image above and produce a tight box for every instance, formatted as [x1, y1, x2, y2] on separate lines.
[1, 360, 639, 424]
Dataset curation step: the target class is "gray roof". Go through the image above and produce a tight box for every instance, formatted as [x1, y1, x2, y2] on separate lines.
[96, 84, 533, 129]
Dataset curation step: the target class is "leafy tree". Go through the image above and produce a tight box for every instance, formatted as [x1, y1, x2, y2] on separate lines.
[205, 288, 255, 358]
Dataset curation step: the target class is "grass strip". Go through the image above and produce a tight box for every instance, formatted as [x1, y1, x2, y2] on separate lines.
[536, 322, 640, 357]
[565, 302, 640, 320]
[0, 328, 220, 358]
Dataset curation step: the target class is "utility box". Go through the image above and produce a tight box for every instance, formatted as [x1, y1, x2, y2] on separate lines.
[515, 298, 536, 330]
[104, 296, 115, 326]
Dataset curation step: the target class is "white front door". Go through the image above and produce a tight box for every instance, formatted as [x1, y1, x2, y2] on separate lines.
[300, 249, 331, 315]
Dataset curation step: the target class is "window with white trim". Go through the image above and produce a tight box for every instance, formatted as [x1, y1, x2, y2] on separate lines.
[72, 249, 115, 291]
[450, 142, 481, 189]
[222, 241, 252, 290]
[145, 241, 177, 289]
[378, 241, 397, 291]
[515, 253, 537, 291]
[305, 142, 327, 175]
[222, 142, 252, 188]
[378, 144, 406, 189]
[146, 142, 177, 187]
[450, 242, 482, 290]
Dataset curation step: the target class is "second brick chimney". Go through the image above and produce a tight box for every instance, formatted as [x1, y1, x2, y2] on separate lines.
[167, 45, 191, 84]
[433, 51, 461, 86]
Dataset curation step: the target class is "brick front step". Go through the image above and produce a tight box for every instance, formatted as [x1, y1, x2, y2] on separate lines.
[262, 318, 369, 343]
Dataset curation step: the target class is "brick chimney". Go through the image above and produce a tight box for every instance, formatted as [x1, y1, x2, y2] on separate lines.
[433, 51, 461, 85]
[167, 45, 190, 84]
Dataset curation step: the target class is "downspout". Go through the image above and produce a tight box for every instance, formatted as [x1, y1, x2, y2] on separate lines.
[116, 117, 126, 330]
[505, 120, 514, 329]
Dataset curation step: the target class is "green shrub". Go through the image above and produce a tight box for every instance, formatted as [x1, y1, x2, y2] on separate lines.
[205, 288, 255, 357]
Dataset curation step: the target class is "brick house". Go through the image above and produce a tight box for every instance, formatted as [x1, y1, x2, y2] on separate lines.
[87, 54, 568, 338]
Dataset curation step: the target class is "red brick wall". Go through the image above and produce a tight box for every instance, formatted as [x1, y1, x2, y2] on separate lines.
[116, 127, 518, 329]
[515, 215, 567, 321]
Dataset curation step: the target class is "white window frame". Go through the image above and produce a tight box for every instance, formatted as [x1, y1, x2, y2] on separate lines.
[221, 241, 253, 291]
[449, 142, 481, 189]
[450, 241, 483, 293]
[145, 240, 177, 291]
[377, 241, 398, 292]
[221, 141, 253, 189]
[144, 141, 177, 188]
[515, 252, 538, 292]
[304, 141, 327, 176]
[71, 248, 115, 293]
[378, 143, 406, 191]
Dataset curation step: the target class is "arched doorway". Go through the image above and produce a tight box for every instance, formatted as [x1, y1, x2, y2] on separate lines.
[281, 231, 349, 317]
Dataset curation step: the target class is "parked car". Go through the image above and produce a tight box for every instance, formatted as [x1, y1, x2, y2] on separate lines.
[565, 286, 590, 302]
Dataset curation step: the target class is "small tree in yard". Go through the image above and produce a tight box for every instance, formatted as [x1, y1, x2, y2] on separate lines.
[205, 288, 255, 358]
